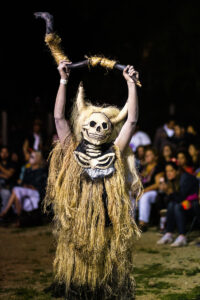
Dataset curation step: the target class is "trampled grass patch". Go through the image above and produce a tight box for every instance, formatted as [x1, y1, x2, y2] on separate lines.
[160, 285, 200, 300]
[0, 225, 200, 299]
[10, 287, 53, 300]
[139, 247, 159, 254]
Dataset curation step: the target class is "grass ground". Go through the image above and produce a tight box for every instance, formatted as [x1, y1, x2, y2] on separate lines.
[0, 224, 200, 299]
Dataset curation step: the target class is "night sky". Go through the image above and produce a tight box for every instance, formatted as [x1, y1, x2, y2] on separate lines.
[1, 1, 200, 139]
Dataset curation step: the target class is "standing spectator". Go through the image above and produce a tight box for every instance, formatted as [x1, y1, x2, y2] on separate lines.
[157, 162, 200, 247]
[154, 119, 175, 151]
[138, 147, 164, 231]
[129, 125, 151, 152]
[0, 151, 47, 223]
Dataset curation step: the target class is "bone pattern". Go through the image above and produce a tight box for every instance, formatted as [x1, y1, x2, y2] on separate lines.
[74, 140, 116, 170]
[85, 144, 102, 157]
[74, 151, 115, 170]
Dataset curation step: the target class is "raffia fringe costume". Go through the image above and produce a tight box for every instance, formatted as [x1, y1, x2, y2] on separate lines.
[43, 32, 143, 299]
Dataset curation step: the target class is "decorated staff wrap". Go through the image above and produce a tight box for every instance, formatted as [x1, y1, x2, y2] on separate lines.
[34, 12, 142, 87]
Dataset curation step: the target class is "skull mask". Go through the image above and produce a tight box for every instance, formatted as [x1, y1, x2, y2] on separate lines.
[82, 112, 112, 145]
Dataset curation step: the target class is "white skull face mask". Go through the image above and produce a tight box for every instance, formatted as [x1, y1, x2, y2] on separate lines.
[82, 112, 112, 145]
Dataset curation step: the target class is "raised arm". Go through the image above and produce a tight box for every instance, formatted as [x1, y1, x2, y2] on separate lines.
[114, 65, 139, 153]
[54, 60, 72, 145]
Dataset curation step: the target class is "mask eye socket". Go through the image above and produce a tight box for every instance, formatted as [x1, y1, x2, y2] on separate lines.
[90, 121, 96, 127]
[102, 122, 108, 129]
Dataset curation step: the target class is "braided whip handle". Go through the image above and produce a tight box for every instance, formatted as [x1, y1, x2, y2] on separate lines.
[34, 12, 142, 87]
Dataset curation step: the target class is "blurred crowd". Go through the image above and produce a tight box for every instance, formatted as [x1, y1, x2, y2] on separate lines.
[0, 118, 200, 247]
[130, 119, 200, 247]
[0, 119, 56, 227]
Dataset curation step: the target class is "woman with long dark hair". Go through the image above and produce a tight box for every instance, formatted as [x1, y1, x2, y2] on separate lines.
[157, 161, 200, 247]
[138, 147, 164, 231]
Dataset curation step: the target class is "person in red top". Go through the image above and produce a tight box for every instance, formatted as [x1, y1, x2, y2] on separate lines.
[176, 150, 194, 175]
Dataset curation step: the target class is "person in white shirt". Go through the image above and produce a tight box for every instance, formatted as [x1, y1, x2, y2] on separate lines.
[129, 126, 151, 152]
[154, 119, 175, 151]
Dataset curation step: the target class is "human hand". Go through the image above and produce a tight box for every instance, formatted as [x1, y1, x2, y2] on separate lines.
[159, 181, 168, 192]
[123, 65, 139, 83]
[57, 60, 72, 80]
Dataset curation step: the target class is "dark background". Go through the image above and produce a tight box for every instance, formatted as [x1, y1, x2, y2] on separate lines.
[1, 1, 200, 142]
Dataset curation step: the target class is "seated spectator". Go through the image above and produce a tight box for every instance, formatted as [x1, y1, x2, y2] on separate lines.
[159, 144, 176, 167]
[170, 124, 187, 149]
[155, 176, 169, 233]
[0, 146, 18, 214]
[129, 125, 151, 152]
[186, 124, 200, 146]
[153, 119, 175, 151]
[138, 147, 164, 231]
[23, 119, 45, 156]
[157, 162, 200, 247]
[51, 132, 59, 144]
[10, 151, 21, 185]
[176, 149, 194, 175]
[0, 146, 17, 188]
[135, 145, 146, 172]
[18, 150, 31, 184]
[188, 144, 200, 171]
[0, 151, 47, 225]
